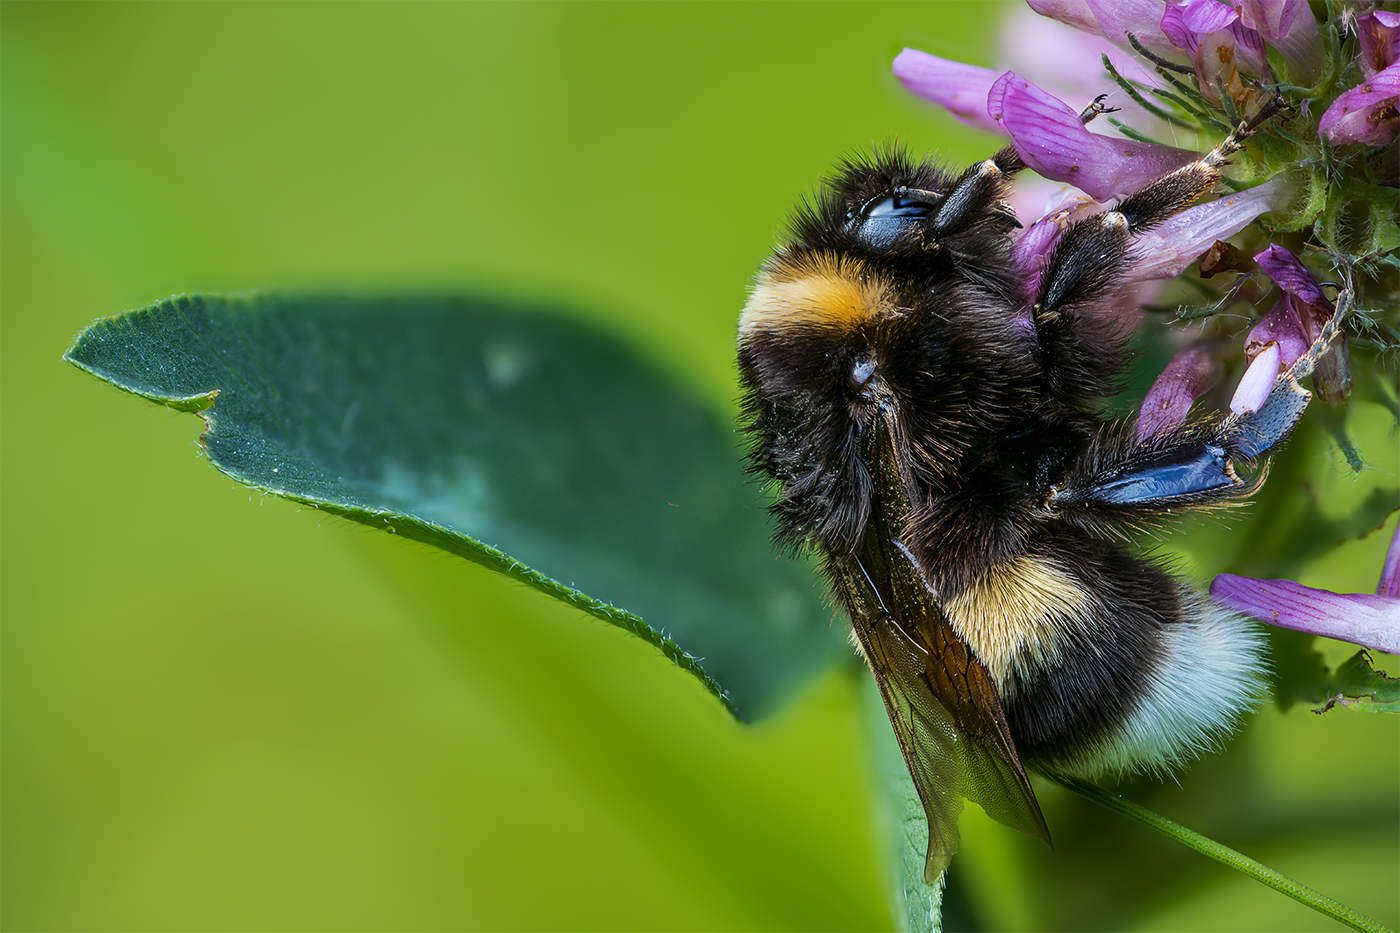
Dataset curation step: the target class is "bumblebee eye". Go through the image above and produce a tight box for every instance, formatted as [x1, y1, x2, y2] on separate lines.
[854, 189, 939, 249]
[865, 195, 934, 220]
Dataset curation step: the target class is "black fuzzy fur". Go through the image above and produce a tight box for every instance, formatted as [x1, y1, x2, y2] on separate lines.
[737, 142, 1273, 771]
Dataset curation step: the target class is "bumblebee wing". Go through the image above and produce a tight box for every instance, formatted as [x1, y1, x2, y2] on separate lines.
[837, 545, 1051, 882]
[851, 603, 966, 881]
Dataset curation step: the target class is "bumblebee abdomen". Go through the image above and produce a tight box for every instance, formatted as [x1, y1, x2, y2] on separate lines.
[945, 538, 1264, 778]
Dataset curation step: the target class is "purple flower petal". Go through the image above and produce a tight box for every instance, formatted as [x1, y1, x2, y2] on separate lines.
[1012, 191, 1101, 304]
[987, 71, 1199, 199]
[1027, 0, 1178, 57]
[1379, 524, 1400, 599]
[1252, 244, 1350, 404]
[1136, 344, 1224, 440]
[1238, 0, 1301, 39]
[1240, 0, 1322, 83]
[1229, 341, 1279, 413]
[1229, 24, 1271, 81]
[1211, 574, 1400, 654]
[1319, 61, 1400, 146]
[1358, 11, 1400, 79]
[1161, 0, 1239, 51]
[1012, 210, 1071, 281]
[893, 49, 1005, 136]
[1125, 177, 1288, 282]
[1254, 243, 1330, 306]
[1245, 297, 1310, 369]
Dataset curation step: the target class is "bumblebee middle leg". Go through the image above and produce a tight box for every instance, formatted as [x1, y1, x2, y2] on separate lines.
[1042, 283, 1351, 518]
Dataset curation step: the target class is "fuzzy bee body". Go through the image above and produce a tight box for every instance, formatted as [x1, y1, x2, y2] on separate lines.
[737, 109, 1313, 880]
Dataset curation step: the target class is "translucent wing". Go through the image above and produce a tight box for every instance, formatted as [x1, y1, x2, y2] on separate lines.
[833, 412, 1051, 881]
[835, 544, 1051, 880]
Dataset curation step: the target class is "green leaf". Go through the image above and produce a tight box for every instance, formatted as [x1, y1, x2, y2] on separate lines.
[65, 293, 849, 719]
[863, 675, 944, 933]
[1269, 628, 1336, 711]
[1316, 651, 1400, 714]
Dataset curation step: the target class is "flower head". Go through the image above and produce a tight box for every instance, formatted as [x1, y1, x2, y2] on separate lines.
[894, 0, 1398, 693]
[894, 0, 1394, 351]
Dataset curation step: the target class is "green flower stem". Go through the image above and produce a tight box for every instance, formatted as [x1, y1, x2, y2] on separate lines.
[1047, 774, 1394, 933]
[1099, 53, 1194, 128]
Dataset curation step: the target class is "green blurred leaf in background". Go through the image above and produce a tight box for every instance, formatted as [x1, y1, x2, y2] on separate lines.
[4, 2, 1396, 931]
[63, 292, 851, 718]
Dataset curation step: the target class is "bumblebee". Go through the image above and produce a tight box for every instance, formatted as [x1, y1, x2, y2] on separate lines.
[737, 100, 1329, 880]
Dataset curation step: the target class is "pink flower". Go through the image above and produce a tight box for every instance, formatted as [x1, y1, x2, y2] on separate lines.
[1160, 0, 1271, 107]
[1248, 245, 1350, 404]
[1026, 0, 1178, 56]
[987, 71, 1200, 200]
[1319, 61, 1400, 147]
[1243, 297, 1310, 372]
[1136, 344, 1224, 439]
[1254, 243, 1331, 307]
[1211, 525, 1400, 655]
[1011, 188, 1101, 300]
[894, 6, 1288, 275]
[892, 50, 1005, 136]
[1356, 10, 1400, 79]
[1228, 342, 1280, 413]
[1126, 178, 1287, 281]
[1238, 0, 1322, 83]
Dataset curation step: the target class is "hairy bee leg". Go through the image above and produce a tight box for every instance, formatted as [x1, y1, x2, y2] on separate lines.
[924, 159, 1022, 238]
[1033, 94, 1288, 326]
[893, 162, 1020, 249]
[1045, 284, 1352, 514]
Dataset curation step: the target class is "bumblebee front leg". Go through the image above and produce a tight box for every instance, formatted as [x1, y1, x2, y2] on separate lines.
[897, 96, 1124, 247]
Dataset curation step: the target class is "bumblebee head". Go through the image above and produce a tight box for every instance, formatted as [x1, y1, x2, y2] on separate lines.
[848, 186, 942, 251]
[781, 149, 954, 260]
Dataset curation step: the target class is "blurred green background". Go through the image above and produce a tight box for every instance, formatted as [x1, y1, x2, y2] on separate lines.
[3, 2, 1395, 930]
